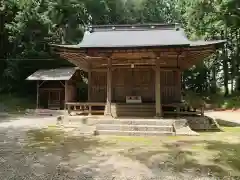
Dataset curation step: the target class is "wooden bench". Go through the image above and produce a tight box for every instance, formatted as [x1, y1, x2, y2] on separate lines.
[65, 102, 106, 116]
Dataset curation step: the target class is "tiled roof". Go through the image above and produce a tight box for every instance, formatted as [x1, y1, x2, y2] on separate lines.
[51, 24, 225, 48]
[26, 67, 78, 81]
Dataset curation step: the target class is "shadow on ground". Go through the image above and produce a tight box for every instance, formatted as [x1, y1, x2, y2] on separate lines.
[18, 128, 116, 179]
[26, 128, 113, 155]
[122, 138, 240, 178]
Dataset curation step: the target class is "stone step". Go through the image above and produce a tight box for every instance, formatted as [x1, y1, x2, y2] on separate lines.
[97, 124, 173, 132]
[95, 119, 174, 126]
[97, 130, 174, 136]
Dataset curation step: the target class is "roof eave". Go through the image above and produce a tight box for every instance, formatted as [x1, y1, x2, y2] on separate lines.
[190, 40, 226, 48]
[50, 44, 191, 50]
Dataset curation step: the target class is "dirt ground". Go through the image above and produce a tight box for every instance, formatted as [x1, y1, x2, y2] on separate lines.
[0, 114, 240, 180]
[206, 110, 240, 125]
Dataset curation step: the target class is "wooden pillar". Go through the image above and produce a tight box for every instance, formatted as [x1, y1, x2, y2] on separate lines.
[105, 58, 112, 116]
[88, 70, 92, 102]
[36, 80, 39, 109]
[64, 81, 68, 110]
[155, 60, 162, 117]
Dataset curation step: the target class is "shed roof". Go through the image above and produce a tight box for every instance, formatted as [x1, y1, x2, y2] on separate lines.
[51, 24, 225, 49]
[26, 67, 78, 81]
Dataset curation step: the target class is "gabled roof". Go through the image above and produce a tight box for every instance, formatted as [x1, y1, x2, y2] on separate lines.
[51, 24, 225, 49]
[26, 67, 78, 81]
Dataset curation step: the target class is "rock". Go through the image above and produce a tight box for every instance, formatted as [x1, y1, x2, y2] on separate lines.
[56, 115, 65, 125]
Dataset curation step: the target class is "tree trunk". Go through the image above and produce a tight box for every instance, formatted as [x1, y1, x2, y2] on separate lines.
[235, 29, 240, 92]
[211, 61, 217, 94]
[230, 30, 235, 94]
[222, 29, 229, 96]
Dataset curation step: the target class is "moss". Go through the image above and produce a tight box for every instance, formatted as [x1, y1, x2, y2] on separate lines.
[222, 127, 240, 133]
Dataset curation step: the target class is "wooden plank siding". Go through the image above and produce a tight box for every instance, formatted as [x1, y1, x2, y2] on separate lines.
[160, 71, 181, 104]
[90, 71, 107, 102]
[90, 68, 181, 104]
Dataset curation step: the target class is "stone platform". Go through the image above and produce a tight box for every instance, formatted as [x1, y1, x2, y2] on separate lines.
[59, 114, 222, 136]
[62, 116, 199, 136]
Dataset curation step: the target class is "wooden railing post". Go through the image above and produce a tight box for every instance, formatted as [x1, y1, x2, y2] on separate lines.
[36, 80, 39, 109]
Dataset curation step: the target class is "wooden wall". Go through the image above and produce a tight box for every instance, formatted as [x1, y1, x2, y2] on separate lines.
[90, 71, 107, 102]
[66, 81, 77, 102]
[90, 68, 181, 104]
[112, 68, 155, 102]
[160, 71, 181, 103]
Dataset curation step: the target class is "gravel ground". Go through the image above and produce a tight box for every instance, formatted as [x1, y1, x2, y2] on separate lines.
[0, 114, 219, 180]
[206, 111, 240, 124]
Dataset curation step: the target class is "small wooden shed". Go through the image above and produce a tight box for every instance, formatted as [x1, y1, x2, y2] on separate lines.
[26, 67, 80, 110]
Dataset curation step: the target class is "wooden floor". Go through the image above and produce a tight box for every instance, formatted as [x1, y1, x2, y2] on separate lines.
[65, 102, 204, 117]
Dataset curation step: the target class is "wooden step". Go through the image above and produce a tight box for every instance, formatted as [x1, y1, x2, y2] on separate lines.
[111, 104, 155, 117]
[97, 130, 174, 136]
[113, 112, 155, 117]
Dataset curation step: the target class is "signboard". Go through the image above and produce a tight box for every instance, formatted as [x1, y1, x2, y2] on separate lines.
[126, 96, 142, 103]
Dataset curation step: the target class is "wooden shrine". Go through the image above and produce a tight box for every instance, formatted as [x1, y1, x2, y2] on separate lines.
[50, 24, 225, 117]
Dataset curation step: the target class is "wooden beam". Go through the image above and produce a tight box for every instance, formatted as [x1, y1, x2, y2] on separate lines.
[64, 80, 68, 110]
[39, 81, 45, 88]
[36, 80, 39, 109]
[92, 66, 182, 71]
[60, 81, 65, 87]
[59, 53, 89, 72]
[88, 70, 92, 102]
[39, 88, 64, 91]
[91, 68, 108, 72]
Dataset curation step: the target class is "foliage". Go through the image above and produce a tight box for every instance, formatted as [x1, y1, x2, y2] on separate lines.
[0, 93, 35, 112]
[1, 0, 240, 107]
[182, 90, 205, 108]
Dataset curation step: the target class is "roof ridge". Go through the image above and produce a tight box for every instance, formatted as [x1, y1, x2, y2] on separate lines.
[87, 23, 180, 32]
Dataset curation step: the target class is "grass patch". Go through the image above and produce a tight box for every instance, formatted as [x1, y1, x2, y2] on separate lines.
[0, 93, 35, 112]
[221, 126, 240, 133]
[26, 128, 65, 151]
[107, 136, 156, 145]
[25, 128, 114, 154]
[104, 128, 240, 178]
